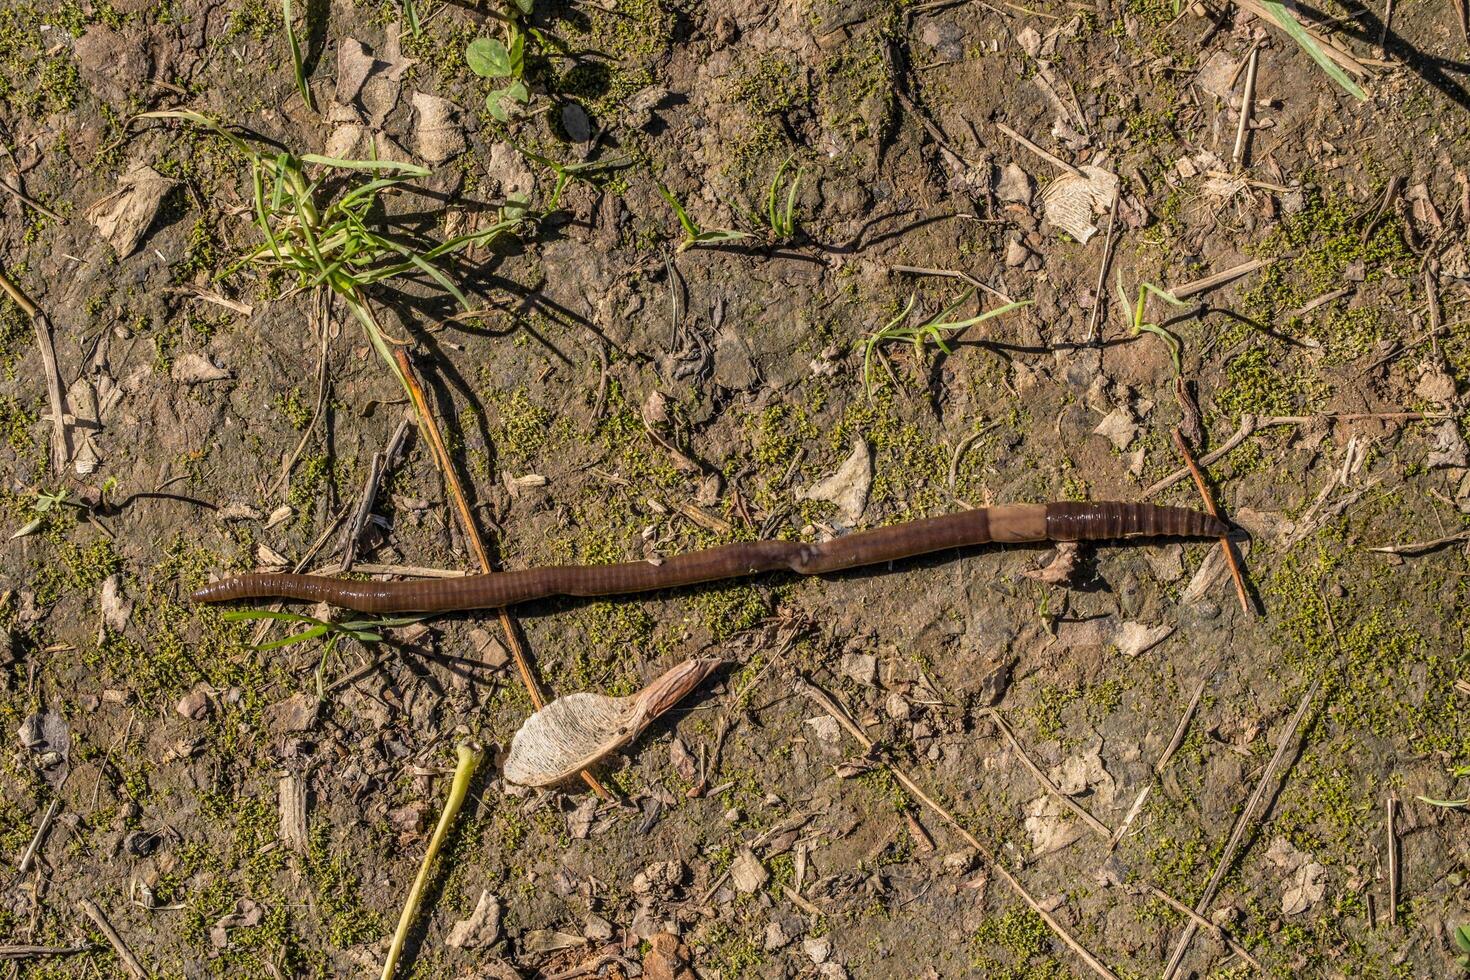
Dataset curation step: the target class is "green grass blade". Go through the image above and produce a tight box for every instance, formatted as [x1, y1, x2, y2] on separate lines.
[300, 154, 430, 177]
[783, 167, 802, 236]
[282, 0, 316, 111]
[1256, 0, 1367, 101]
[254, 624, 331, 651]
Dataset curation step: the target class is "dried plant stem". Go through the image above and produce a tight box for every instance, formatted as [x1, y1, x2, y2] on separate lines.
[0, 266, 72, 473]
[392, 349, 611, 800]
[988, 710, 1109, 837]
[1232, 45, 1260, 168]
[1172, 427, 1251, 615]
[797, 678, 1119, 980]
[1386, 792, 1399, 926]
[380, 743, 484, 980]
[78, 899, 148, 980]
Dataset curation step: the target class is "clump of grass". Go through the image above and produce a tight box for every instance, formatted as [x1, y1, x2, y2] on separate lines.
[862, 289, 1031, 394]
[657, 184, 750, 251]
[1117, 272, 1187, 375]
[140, 110, 519, 397]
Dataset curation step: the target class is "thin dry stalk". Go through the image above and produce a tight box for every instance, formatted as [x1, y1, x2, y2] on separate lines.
[0, 178, 64, 221]
[0, 266, 72, 473]
[988, 710, 1110, 837]
[1160, 677, 1321, 980]
[890, 264, 1017, 304]
[1232, 45, 1260, 168]
[0, 945, 91, 960]
[995, 121, 1084, 177]
[78, 899, 149, 980]
[1369, 528, 1470, 555]
[340, 417, 412, 571]
[797, 678, 1119, 980]
[1085, 195, 1121, 343]
[392, 349, 611, 800]
[1156, 677, 1209, 775]
[1386, 792, 1399, 926]
[1283, 286, 1352, 320]
[1172, 428, 1251, 615]
[1144, 885, 1264, 971]
[17, 796, 61, 874]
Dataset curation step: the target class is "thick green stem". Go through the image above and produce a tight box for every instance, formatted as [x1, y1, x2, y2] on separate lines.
[379, 743, 484, 980]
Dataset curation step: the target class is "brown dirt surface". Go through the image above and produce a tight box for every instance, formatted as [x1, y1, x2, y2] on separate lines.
[1, 0, 1468, 977]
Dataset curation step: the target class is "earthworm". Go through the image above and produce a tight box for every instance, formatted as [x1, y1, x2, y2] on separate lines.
[192, 501, 1225, 614]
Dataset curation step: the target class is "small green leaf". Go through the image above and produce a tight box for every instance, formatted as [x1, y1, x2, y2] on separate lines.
[487, 88, 511, 121]
[466, 37, 512, 77]
[508, 28, 525, 75]
[511, 0, 534, 13]
[503, 79, 529, 103]
[1457, 924, 1470, 953]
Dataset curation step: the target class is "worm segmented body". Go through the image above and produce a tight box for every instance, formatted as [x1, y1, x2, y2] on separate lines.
[191, 501, 1225, 614]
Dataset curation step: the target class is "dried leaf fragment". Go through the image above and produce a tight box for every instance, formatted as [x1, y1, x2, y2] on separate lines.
[86, 164, 178, 258]
[1041, 165, 1118, 243]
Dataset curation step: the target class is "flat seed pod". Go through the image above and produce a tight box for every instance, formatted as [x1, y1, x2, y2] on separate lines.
[503, 659, 723, 787]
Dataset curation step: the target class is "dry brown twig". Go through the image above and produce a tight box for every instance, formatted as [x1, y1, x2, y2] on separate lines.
[392, 348, 613, 801]
[1172, 427, 1251, 615]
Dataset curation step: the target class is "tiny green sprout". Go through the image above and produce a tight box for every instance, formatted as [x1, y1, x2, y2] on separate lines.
[764, 155, 803, 242]
[1117, 271, 1188, 376]
[10, 488, 75, 538]
[222, 609, 424, 698]
[862, 288, 1032, 395]
[1457, 924, 1470, 971]
[515, 145, 632, 210]
[656, 184, 750, 252]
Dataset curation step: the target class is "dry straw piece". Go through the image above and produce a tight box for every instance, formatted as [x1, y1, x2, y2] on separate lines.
[504, 659, 723, 787]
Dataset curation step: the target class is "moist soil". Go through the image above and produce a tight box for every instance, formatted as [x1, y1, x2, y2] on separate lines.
[1, 0, 1468, 977]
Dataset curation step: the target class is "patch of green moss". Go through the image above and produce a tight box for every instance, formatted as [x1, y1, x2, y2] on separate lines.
[1215, 346, 1325, 419]
[306, 822, 385, 949]
[970, 907, 1068, 978]
[727, 52, 808, 117]
[32, 536, 123, 605]
[0, 6, 81, 116]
